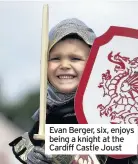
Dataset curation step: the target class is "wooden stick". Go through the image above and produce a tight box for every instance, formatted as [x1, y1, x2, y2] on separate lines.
[34, 4, 49, 141]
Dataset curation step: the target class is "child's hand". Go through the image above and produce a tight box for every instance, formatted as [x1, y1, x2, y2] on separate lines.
[27, 146, 53, 164]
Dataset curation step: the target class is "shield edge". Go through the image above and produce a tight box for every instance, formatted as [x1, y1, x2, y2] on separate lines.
[75, 26, 138, 159]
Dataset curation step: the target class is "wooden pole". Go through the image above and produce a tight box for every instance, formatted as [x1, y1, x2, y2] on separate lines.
[34, 4, 49, 141]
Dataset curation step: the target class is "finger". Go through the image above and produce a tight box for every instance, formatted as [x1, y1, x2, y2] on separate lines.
[78, 158, 84, 164]
[84, 160, 88, 164]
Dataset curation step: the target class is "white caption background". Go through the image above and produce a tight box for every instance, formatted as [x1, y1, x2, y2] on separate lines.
[45, 124, 137, 155]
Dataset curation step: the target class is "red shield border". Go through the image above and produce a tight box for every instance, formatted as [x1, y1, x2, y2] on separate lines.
[75, 26, 138, 159]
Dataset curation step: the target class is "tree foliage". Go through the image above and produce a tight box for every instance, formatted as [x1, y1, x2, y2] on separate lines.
[0, 85, 40, 131]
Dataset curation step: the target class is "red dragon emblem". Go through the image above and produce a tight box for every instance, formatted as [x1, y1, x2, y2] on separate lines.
[98, 51, 138, 124]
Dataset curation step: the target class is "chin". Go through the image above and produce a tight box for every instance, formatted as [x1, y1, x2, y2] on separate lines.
[59, 87, 76, 93]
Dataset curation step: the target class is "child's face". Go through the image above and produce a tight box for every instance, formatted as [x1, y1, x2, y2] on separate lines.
[48, 39, 90, 93]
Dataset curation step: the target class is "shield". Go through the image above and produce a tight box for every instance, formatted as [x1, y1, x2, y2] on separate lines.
[75, 26, 138, 159]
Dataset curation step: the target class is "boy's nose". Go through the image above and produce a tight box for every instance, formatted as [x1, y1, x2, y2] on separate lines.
[60, 60, 71, 69]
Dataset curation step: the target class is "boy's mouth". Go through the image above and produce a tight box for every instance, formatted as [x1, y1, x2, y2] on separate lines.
[57, 75, 76, 79]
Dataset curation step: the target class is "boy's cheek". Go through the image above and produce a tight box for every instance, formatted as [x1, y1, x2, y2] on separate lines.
[48, 63, 57, 72]
[73, 62, 87, 72]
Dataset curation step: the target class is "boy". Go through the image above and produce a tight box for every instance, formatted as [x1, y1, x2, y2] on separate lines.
[9, 18, 97, 164]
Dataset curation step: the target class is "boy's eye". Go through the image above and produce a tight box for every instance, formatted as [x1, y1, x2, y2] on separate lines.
[49, 57, 60, 61]
[71, 57, 81, 61]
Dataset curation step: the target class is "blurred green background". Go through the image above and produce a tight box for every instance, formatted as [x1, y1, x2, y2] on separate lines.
[0, 81, 39, 131]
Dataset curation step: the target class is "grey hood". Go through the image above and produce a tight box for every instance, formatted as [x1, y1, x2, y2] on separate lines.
[32, 82, 75, 122]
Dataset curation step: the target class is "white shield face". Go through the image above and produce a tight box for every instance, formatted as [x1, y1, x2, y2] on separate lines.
[75, 27, 138, 125]
[84, 36, 138, 124]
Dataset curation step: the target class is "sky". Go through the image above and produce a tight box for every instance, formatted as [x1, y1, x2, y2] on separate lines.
[0, 1, 138, 103]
